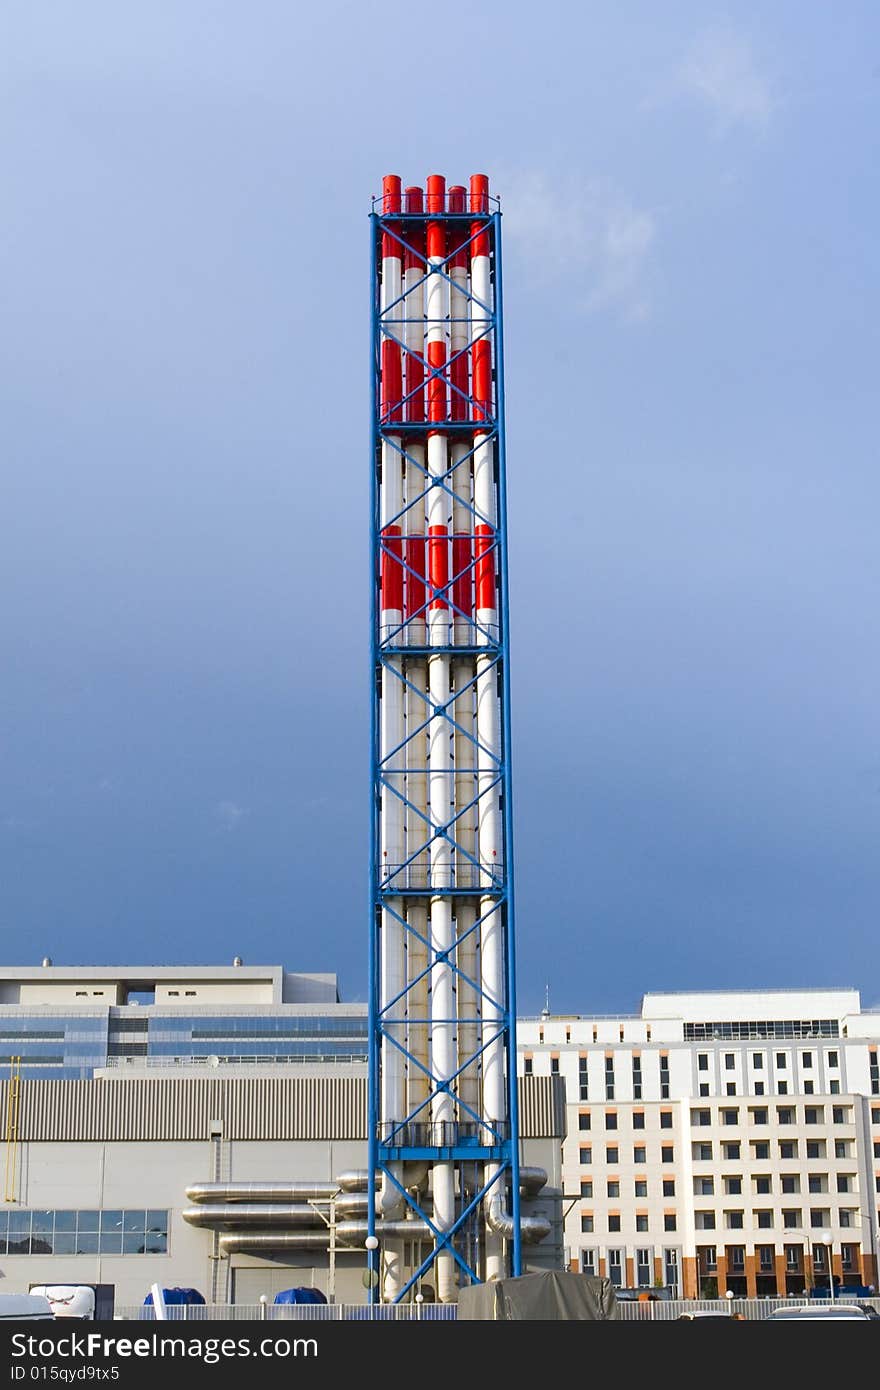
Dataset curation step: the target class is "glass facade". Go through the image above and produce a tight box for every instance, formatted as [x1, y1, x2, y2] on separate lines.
[0, 1011, 368, 1077]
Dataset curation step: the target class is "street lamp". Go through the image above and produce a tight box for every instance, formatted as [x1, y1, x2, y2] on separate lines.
[822, 1235, 834, 1303]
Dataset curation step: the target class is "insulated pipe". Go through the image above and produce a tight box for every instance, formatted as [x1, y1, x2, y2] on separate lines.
[425, 173, 456, 1304]
[185, 1183, 341, 1204]
[469, 173, 506, 1281]
[403, 185, 430, 1134]
[448, 185, 479, 1131]
[378, 175, 407, 1298]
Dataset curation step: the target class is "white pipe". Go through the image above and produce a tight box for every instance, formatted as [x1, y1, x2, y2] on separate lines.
[379, 190, 407, 1301]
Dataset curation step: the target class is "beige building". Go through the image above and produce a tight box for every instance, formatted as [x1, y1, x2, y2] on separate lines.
[0, 963, 563, 1309]
[517, 987, 880, 1297]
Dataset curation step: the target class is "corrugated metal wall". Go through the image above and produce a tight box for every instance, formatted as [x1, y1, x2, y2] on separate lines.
[0, 1075, 565, 1142]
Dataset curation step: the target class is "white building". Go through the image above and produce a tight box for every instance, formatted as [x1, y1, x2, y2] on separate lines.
[517, 987, 880, 1297]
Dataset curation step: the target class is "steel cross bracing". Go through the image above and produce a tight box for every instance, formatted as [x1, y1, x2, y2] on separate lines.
[367, 185, 522, 1304]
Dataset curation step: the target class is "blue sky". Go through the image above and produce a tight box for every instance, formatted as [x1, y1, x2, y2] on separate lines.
[1, 3, 877, 1016]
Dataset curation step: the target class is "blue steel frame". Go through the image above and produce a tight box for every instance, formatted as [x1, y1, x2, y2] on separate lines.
[367, 191, 522, 1303]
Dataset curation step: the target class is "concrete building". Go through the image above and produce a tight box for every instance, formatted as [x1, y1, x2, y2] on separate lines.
[0, 964, 563, 1309]
[517, 987, 880, 1298]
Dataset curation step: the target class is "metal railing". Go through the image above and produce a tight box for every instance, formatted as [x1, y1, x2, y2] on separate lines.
[112, 1296, 880, 1322]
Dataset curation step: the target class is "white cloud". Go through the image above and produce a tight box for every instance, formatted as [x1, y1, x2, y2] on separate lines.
[498, 170, 656, 322]
[681, 26, 774, 131]
[215, 799, 248, 830]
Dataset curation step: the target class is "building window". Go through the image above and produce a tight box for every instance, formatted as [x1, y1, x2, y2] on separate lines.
[726, 1211, 744, 1229]
[580, 1214, 594, 1233]
[580, 1248, 596, 1275]
[832, 1106, 848, 1125]
[607, 1248, 623, 1282]
[777, 1107, 794, 1126]
[579, 1147, 592, 1165]
[580, 1181, 593, 1198]
[578, 1112, 591, 1131]
[605, 1112, 618, 1130]
[722, 1108, 739, 1126]
[776, 1053, 786, 1069]
[834, 1139, 850, 1159]
[806, 1140, 825, 1159]
[808, 1175, 825, 1194]
[725, 1083, 737, 1096]
[752, 1053, 764, 1070]
[0, 1209, 169, 1256]
[751, 1107, 768, 1125]
[692, 1109, 711, 1127]
[752, 1141, 770, 1161]
[754, 1082, 765, 1095]
[660, 1111, 673, 1129]
[523, 1056, 533, 1076]
[805, 1107, 822, 1126]
[633, 1146, 646, 1165]
[693, 1143, 712, 1161]
[782, 1210, 801, 1230]
[633, 1111, 645, 1130]
[635, 1214, 649, 1233]
[779, 1140, 797, 1159]
[754, 1175, 772, 1195]
[781, 1175, 799, 1194]
[828, 1051, 839, 1069]
[810, 1210, 829, 1229]
[722, 1142, 740, 1160]
[725, 1176, 742, 1195]
[756, 1210, 773, 1229]
[730, 1246, 745, 1270]
[605, 1056, 615, 1102]
[698, 1054, 708, 1071]
[699, 1083, 710, 1096]
[802, 1052, 813, 1069]
[659, 1055, 670, 1100]
[829, 1080, 840, 1094]
[725, 1053, 735, 1070]
[607, 1180, 620, 1199]
[664, 1248, 679, 1288]
[836, 1174, 853, 1193]
[579, 1056, 589, 1101]
[606, 1146, 618, 1164]
[550, 1056, 560, 1075]
[632, 1056, 642, 1101]
[662, 1179, 675, 1197]
[661, 1145, 674, 1164]
[636, 1246, 651, 1280]
[801, 1081, 811, 1095]
[759, 1246, 774, 1271]
[634, 1179, 647, 1198]
[696, 1177, 714, 1196]
[664, 1214, 677, 1231]
[608, 1215, 621, 1234]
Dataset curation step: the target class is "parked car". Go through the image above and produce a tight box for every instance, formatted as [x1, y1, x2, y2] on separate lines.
[766, 1302, 873, 1321]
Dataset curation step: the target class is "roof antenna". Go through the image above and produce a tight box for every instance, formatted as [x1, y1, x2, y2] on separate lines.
[541, 982, 551, 1019]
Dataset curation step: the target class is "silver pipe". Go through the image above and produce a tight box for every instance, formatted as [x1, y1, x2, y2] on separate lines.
[185, 1182, 340, 1204]
[182, 1204, 332, 1229]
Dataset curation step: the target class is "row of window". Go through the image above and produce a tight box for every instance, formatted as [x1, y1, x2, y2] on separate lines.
[578, 1111, 673, 1131]
[695, 1173, 857, 1195]
[578, 1146, 676, 1165]
[691, 1104, 854, 1126]
[580, 1210, 862, 1234]
[697, 1080, 841, 1096]
[685, 1021, 839, 1040]
[691, 1139, 853, 1161]
[701, 1050, 839, 1070]
[0, 1209, 168, 1257]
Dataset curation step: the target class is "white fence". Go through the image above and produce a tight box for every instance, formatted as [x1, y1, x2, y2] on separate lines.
[113, 1296, 880, 1322]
